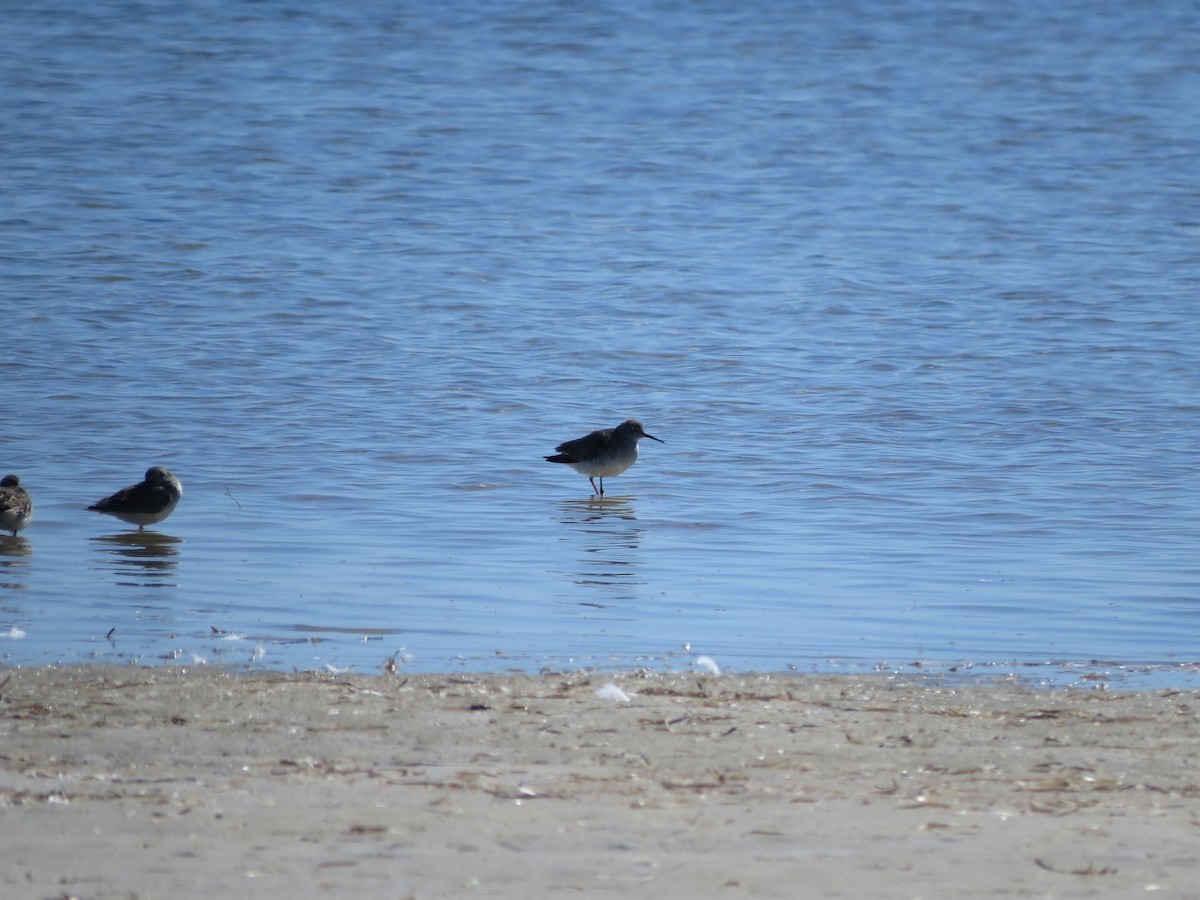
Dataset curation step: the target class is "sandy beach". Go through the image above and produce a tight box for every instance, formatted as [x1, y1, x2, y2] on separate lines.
[1, 666, 1198, 898]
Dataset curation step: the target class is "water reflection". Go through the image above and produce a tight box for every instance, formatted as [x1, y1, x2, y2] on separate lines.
[0, 536, 33, 590]
[90, 531, 182, 587]
[555, 496, 644, 599]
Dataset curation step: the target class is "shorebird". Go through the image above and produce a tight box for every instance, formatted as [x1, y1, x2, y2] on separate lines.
[0, 474, 33, 536]
[87, 466, 183, 530]
[544, 419, 663, 495]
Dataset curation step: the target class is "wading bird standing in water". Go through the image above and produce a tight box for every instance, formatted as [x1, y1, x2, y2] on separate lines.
[0, 474, 33, 536]
[88, 466, 183, 530]
[544, 419, 663, 496]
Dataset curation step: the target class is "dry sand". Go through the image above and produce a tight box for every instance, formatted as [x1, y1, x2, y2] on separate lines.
[1, 665, 1198, 898]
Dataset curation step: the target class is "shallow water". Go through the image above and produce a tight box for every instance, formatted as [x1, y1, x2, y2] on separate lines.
[2, 0, 1199, 687]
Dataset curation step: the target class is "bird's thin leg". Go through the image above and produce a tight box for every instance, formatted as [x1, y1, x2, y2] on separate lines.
[598, 477, 605, 495]
[589, 477, 600, 495]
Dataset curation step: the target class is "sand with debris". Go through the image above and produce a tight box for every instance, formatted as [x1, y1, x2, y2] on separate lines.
[1, 666, 1198, 898]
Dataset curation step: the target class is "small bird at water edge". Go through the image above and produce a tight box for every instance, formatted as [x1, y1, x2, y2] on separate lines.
[0, 474, 33, 536]
[544, 419, 663, 496]
[87, 466, 183, 530]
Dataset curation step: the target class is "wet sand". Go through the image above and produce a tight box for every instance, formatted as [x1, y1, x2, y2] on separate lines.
[1, 666, 1198, 898]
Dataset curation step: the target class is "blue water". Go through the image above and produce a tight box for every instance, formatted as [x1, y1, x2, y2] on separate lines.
[2, 0, 1199, 687]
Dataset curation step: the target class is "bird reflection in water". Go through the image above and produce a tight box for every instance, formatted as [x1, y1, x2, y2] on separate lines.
[0, 534, 33, 590]
[556, 497, 644, 598]
[90, 531, 182, 587]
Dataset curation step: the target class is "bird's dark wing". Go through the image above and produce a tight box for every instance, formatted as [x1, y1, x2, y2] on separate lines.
[1, 486, 30, 515]
[553, 428, 612, 460]
[89, 481, 172, 514]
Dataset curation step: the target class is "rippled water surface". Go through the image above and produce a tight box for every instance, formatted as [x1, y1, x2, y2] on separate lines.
[3, 0, 1199, 687]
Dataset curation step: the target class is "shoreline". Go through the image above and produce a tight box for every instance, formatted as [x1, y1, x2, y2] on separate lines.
[2, 665, 1198, 897]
